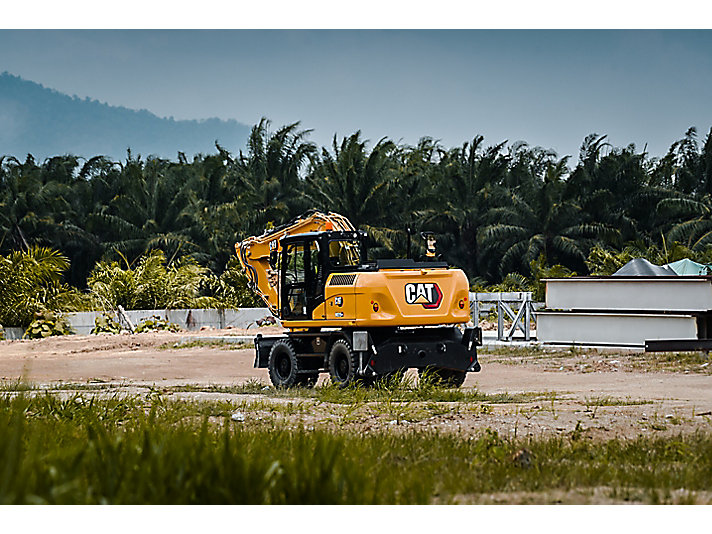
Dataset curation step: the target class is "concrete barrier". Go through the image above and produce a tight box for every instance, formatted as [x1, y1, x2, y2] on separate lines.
[2, 327, 25, 340]
[64, 308, 277, 336]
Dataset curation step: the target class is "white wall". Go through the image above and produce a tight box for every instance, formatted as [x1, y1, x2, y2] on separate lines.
[2, 308, 277, 339]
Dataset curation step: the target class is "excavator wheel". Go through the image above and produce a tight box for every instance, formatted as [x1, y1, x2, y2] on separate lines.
[268, 339, 300, 387]
[328, 339, 361, 388]
[418, 367, 466, 388]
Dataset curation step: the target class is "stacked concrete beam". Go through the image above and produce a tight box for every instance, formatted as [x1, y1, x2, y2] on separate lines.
[538, 277, 710, 347]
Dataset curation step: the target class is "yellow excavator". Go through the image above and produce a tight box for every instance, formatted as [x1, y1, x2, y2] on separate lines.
[235, 210, 481, 388]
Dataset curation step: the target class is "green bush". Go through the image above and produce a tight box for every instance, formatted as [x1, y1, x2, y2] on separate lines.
[483, 255, 574, 301]
[87, 250, 219, 310]
[204, 257, 262, 308]
[23, 311, 74, 339]
[90, 314, 123, 335]
[0, 247, 85, 328]
[134, 315, 181, 333]
[527, 255, 574, 301]
[0, 324, 4, 341]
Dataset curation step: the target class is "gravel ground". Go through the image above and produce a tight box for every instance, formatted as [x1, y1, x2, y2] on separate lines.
[2, 328, 712, 440]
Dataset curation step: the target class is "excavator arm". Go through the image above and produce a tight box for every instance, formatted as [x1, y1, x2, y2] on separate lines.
[235, 210, 355, 315]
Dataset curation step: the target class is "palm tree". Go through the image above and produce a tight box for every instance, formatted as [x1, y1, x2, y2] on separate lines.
[303, 132, 398, 253]
[0, 155, 72, 253]
[659, 194, 712, 250]
[424, 136, 513, 279]
[58, 156, 125, 286]
[231, 118, 316, 236]
[90, 152, 196, 264]
[182, 147, 248, 272]
[481, 157, 609, 275]
[565, 134, 669, 247]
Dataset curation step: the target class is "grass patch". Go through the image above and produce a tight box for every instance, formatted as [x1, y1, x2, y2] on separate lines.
[165, 379, 558, 405]
[585, 396, 655, 407]
[1, 380, 140, 393]
[482, 344, 603, 357]
[0, 379, 38, 392]
[480, 345, 552, 358]
[158, 339, 251, 351]
[629, 351, 712, 373]
[2, 393, 712, 504]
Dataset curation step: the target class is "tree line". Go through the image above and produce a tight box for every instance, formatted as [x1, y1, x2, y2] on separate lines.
[2, 118, 712, 291]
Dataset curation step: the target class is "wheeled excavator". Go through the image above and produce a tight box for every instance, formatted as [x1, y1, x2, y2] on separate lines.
[235, 210, 481, 388]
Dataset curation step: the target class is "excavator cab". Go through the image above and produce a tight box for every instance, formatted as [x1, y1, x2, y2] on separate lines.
[280, 230, 368, 320]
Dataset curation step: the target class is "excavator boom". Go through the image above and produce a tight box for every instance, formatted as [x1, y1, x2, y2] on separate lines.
[235, 210, 354, 314]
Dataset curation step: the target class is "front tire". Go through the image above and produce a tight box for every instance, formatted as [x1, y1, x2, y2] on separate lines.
[268, 339, 299, 387]
[328, 339, 359, 388]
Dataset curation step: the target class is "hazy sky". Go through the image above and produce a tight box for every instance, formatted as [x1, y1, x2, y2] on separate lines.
[1, 29, 711, 161]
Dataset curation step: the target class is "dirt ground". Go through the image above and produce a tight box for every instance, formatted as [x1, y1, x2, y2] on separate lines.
[2, 328, 712, 440]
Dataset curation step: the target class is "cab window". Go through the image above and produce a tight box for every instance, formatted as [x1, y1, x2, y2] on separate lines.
[328, 239, 361, 267]
[285, 244, 305, 283]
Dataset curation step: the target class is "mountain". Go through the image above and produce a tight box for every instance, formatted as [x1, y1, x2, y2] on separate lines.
[0, 72, 251, 161]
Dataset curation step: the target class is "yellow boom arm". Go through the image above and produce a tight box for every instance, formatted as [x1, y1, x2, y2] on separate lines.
[235, 211, 355, 315]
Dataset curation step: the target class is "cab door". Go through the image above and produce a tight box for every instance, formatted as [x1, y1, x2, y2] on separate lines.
[281, 241, 309, 320]
[280, 239, 325, 320]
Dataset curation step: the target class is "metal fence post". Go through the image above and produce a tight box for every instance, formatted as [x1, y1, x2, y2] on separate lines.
[497, 300, 504, 341]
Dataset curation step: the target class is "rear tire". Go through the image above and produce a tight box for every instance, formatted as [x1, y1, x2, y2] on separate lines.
[418, 367, 466, 388]
[268, 339, 299, 387]
[328, 339, 360, 388]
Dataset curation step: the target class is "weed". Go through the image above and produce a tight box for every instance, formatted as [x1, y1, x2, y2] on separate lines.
[24, 311, 74, 339]
[49, 382, 129, 392]
[158, 339, 251, 351]
[585, 396, 655, 407]
[135, 316, 180, 333]
[0, 379, 38, 392]
[2, 394, 712, 504]
[628, 351, 712, 373]
[91, 314, 122, 335]
[165, 380, 558, 406]
[480, 346, 551, 358]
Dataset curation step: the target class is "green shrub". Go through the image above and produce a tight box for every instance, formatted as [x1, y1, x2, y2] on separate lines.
[87, 250, 219, 310]
[0, 324, 4, 341]
[527, 255, 574, 301]
[0, 247, 85, 328]
[483, 255, 574, 301]
[90, 314, 123, 335]
[23, 311, 74, 339]
[134, 315, 180, 333]
[204, 257, 262, 308]
[486, 272, 531, 293]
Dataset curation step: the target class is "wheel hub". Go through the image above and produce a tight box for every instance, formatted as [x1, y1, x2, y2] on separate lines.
[337, 355, 349, 379]
[277, 355, 291, 378]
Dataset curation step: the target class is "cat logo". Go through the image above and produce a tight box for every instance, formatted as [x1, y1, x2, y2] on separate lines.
[404, 282, 443, 309]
